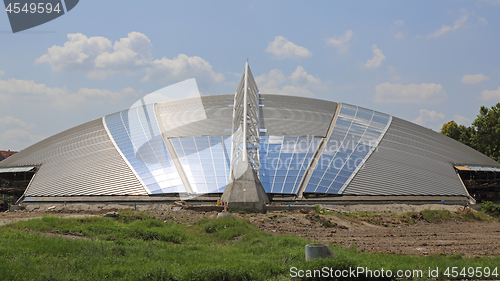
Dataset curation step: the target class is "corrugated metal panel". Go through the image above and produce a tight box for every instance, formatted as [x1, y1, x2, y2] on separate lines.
[0, 119, 147, 196]
[155, 94, 337, 138]
[345, 117, 500, 196]
[259, 95, 337, 137]
[156, 95, 233, 138]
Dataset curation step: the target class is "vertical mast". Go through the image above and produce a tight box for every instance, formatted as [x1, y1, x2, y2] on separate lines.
[230, 62, 260, 177]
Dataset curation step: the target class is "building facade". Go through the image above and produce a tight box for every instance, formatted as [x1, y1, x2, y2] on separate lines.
[1, 93, 499, 203]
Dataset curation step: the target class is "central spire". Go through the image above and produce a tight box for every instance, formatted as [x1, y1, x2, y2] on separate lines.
[229, 61, 261, 176]
[221, 61, 268, 210]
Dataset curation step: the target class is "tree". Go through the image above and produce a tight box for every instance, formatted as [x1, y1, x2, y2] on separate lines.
[440, 121, 461, 140]
[440, 102, 500, 162]
[440, 121, 473, 147]
[471, 103, 500, 162]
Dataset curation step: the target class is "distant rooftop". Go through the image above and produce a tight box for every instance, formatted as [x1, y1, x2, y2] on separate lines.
[0, 151, 18, 162]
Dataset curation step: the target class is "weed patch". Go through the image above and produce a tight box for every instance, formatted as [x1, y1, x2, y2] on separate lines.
[200, 217, 256, 241]
[481, 201, 500, 219]
[2, 211, 500, 280]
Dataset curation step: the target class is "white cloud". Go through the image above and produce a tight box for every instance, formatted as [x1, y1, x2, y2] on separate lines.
[290, 66, 324, 89]
[454, 115, 471, 126]
[478, 16, 488, 25]
[374, 82, 447, 104]
[278, 85, 315, 97]
[364, 44, 386, 69]
[143, 54, 224, 86]
[326, 30, 353, 53]
[0, 116, 35, 129]
[0, 70, 4, 76]
[427, 15, 468, 39]
[0, 129, 46, 150]
[461, 73, 489, 84]
[395, 20, 404, 26]
[36, 32, 224, 84]
[413, 109, 445, 130]
[394, 32, 404, 39]
[0, 78, 134, 109]
[255, 69, 286, 90]
[36, 33, 112, 72]
[479, 87, 500, 100]
[266, 36, 312, 59]
[255, 68, 318, 97]
[0, 117, 44, 150]
[93, 32, 152, 69]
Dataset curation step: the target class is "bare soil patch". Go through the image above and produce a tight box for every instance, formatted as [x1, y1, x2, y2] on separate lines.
[3, 207, 500, 258]
[244, 211, 500, 258]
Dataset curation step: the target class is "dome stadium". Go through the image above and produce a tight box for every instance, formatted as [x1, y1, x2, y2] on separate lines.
[1, 64, 499, 207]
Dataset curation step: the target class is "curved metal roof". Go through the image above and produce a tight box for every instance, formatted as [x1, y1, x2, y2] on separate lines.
[345, 117, 500, 196]
[155, 94, 337, 138]
[0, 119, 147, 196]
[0, 94, 498, 198]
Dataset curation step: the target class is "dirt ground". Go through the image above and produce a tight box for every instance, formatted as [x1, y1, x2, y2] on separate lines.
[1, 205, 499, 258]
[243, 212, 500, 258]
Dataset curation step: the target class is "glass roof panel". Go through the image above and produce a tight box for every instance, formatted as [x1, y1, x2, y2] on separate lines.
[104, 105, 185, 194]
[304, 103, 391, 194]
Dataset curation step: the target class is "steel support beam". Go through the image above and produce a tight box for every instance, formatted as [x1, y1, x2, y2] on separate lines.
[230, 62, 260, 177]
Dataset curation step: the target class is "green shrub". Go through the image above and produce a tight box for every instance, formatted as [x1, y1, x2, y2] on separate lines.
[420, 209, 452, 222]
[481, 201, 500, 217]
[201, 217, 255, 240]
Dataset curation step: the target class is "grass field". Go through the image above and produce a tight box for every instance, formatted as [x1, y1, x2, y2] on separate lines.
[0, 209, 499, 280]
[315, 204, 498, 227]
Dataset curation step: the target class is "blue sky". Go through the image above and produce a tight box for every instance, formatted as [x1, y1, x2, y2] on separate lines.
[1, 0, 500, 150]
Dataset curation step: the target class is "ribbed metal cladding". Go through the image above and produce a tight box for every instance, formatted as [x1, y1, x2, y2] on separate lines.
[156, 95, 233, 138]
[0, 119, 147, 196]
[259, 95, 337, 137]
[155, 94, 337, 138]
[345, 117, 500, 196]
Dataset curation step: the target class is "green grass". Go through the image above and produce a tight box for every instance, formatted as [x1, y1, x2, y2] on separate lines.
[316, 205, 497, 226]
[1, 211, 500, 280]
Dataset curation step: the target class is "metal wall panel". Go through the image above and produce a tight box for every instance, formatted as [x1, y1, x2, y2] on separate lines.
[0, 119, 147, 196]
[259, 95, 337, 137]
[155, 94, 337, 138]
[156, 95, 233, 138]
[345, 117, 500, 196]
